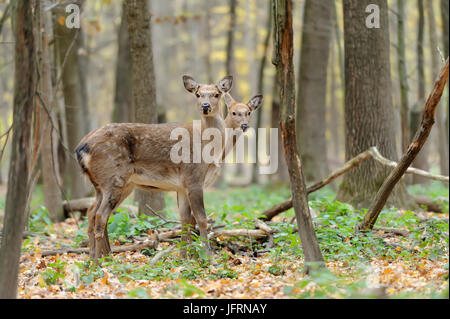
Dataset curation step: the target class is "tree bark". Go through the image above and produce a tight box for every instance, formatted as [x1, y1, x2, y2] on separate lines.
[396, 0, 410, 154]
[296, 0, 332, 183]
[38, 0, 64, 222]
[53, 1, 87, 200]
[270, 75, 289, 182]
[272, 0, 324, 271]
[411, 0, 430, 184]
[359, 58, 449, 230]
[125, 0, 165, 216]
[426, 0, 449, 176]
[0, 0, 36, 298]
[251, 0, 272, 184]
[335, 0, 414, 209]
[112, 1, 134, 123]
[440, 0, 449, 142]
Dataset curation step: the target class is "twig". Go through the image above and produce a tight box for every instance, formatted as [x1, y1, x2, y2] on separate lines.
[150, 247, 173, 266]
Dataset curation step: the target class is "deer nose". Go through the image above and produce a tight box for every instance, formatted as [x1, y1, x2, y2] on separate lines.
[241, 123, 249, 132]
[202, 103, 211, 114]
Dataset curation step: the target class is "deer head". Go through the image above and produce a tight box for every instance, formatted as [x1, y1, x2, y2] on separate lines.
[183, 75, 233, 117]
[223, 92, 263, 132]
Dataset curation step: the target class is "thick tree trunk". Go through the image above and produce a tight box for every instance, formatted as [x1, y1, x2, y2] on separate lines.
[336, 0, 414, 209]
[411, 0, 430, 184]
[225, 0, 238, 110]
[360, 59, 449, 230]
[270, 75, 289, 182]
[426, 0, 449, 176]
[39, 0, 63, 222]
[396, 0, 410, 154]
[125, 0, 165, 215]
[0, 0, 36, 298]
[53, 1, 87, 200]
[113, 2, 133, 123]
[296, 0, 332, 183]
[441, 0, 449, 142]
[272, 0, 324, 271]
[251, 1, 272, 184]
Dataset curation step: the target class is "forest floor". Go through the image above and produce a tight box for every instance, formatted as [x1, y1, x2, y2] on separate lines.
[0, 182, 448, 299]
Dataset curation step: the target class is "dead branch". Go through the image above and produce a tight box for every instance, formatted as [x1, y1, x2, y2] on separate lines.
[39, 239, 158, 257]
[210, 229, 268, 239]
[374, 227, 409, 237]
[149, 247, 173, 266]
[254, 219, 276, 234]
[261, 144, 449, 221]
[359, 58, 449, 230]
[413, 194, 445, 212]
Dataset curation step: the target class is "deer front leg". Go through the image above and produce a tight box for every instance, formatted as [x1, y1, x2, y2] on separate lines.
[186, 186, 214, 257]
[177, 191, 196, 258]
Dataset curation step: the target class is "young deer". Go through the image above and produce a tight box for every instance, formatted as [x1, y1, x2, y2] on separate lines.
[75, 76, 233, 260]
[182, 92, 263, 244]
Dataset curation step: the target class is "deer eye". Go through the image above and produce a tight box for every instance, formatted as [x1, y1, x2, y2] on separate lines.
[247, 112, 251, 116]
[196, 93, 200, 98]
[215, 93, 220, 98]
[232, 112, 236, 116]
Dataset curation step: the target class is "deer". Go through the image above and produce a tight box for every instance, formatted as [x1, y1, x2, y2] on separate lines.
[75, 75, 262, 261]
[182, 92, 263, 251]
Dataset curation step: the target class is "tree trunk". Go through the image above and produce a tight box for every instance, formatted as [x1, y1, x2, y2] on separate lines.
[360, 59, 449, 230]
[125, 0, 165, 216]
[272, 0, 324, 272]
[0, 0, 36, 298]
[296, 0, 332, 183]
[396, 0, 410, 154]
[113, 1, 134, 123]
[335, 0, 414, 209]
[251, 0, 272, 184]
[39, 0, 63, 222]
[426, 0, 449, 176]
[53, 1, 87, 200]
[440, 0, 449, 142]
[225, 0, 238, 109]
[270, 75, 289, 182]
[411, 0, 430, 184]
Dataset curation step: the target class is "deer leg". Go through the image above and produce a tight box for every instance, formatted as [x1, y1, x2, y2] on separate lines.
[87, 191, 102, 258]
[177, 191, 196, 258]
[186, 186, 214, 256]
[95, 185, 134, 259]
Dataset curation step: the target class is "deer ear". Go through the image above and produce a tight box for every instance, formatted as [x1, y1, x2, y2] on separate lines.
[217, 75, 233, 93]
[183, 75, 199, 93]
[248, 95, 263, 111]
[222, 92, 236, 107]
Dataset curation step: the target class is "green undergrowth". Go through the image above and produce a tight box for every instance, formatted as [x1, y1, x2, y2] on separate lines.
[12, 181, 450, 298]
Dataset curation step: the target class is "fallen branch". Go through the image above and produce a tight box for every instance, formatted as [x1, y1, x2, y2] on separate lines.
[373, 227, 409, 237]
[261, 145, 449, 221]
[210, 229, 268, 239]
[39, 240, 158, 257]
[359, 58, 449, 230]
[150, 247, 174, 266]
[413, 194, 445, 213]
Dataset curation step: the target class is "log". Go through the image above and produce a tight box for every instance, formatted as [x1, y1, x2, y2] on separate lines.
[210, 229, 268, 239]
[39, 240, 158, 256]
[359, 58, 449, 230]
[63, 197, 139, 216]
[413, 194, 444, 212]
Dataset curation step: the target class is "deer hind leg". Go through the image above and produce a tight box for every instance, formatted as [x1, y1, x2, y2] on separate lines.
[186, 186, 214, 256]
[93, 184, 134, 260]
[177, 191, 196, 258]
[87, 190, 102, 258]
